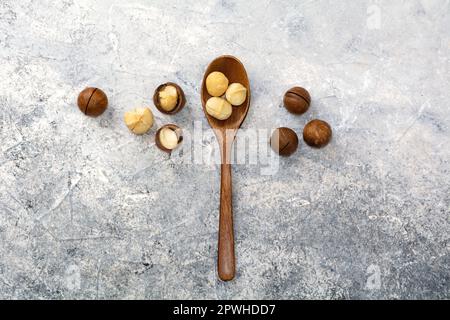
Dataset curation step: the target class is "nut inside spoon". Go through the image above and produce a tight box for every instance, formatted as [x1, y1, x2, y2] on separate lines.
[201, 55, 251, 281]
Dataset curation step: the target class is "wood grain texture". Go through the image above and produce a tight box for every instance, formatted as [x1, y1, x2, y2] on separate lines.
[218, 163, 234, 281]
[201, 55, 251, 281]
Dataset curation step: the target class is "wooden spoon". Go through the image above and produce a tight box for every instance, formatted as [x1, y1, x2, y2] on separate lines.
[201, 55, 251, 281]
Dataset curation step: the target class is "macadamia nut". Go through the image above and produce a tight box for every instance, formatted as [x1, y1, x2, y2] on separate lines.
[159, 127, 179, 150]
[303, 119, 332, 148]
[124, 107, 154, 135]
[225, 83, 247, 106]
[283, 87, 311, 115]
[270, 127, 299, 156]
[158, 85, 178, 111]
[77, 87, 108, 117]
[206, 97, 232, 120]
[155, 124, 183, 152]
[206, 72, 229, 97]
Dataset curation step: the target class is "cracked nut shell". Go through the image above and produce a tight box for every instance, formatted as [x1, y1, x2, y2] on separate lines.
[283, 87, 311, 115]
[155, 124, 183, 153]
[270, 127, 299, 156]
[303, 119, 332, 148]
[153, 82, 186, 114]
[77, 87, 108, 117]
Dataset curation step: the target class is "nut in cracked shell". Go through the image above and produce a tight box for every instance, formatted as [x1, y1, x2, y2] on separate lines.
[283, 87, 311, 115]
[270, 127, 299, 156]
[153, 82, 186, 114]
[155, 124, 183, 152]
[77, 87, 108, 117]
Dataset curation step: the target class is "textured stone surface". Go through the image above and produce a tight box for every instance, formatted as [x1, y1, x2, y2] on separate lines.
[0, 0, 449, 299]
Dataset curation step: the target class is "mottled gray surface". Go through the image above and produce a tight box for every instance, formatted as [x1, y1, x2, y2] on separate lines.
[0, 0, 449, 300]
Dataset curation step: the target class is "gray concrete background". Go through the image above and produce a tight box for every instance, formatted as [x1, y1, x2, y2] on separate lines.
[0, 0, 449, 299]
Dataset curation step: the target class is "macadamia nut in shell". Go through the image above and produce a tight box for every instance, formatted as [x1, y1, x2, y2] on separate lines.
[77, 87, 108, 117]
[155, 124, 183, 152]
[303, 119, 332, 148]
[153, 82, 186, 114]
[270, 127, 299, 156]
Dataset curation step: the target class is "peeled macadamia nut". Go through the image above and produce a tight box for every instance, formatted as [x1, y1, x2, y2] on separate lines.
[124, 107, 154, 135]
[158, 85, 178, 112]
[206, 71, 229, 97]
[206, 97, 232, 120]
[225, 83, 247, 106]
[303, 119, 332, 148]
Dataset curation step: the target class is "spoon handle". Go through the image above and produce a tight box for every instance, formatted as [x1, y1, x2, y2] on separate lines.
[218, 163, 235, 281]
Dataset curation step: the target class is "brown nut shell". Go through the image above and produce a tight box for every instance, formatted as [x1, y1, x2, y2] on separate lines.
[303, 119, 332, 148]
[77, 87, 108, 117]
[270, 127, 299, 156]
[153, 82, 186, 114]
[283, 87, 311, 115]
[155, 124, 183, 153]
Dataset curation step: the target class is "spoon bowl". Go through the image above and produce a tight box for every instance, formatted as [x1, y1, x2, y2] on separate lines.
[201, 55, 250, 132]
[201, 55, 251, 281]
